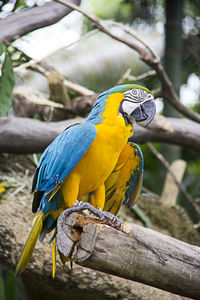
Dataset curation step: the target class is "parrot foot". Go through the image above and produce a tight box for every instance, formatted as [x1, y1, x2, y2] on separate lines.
[62, 201, 123, 230]
[97, 210, 123, 230]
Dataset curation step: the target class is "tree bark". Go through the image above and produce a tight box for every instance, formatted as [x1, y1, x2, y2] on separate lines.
[0, 0, 80, 44]
[57, 211, 200, 300]
[0, 117, 200, 153]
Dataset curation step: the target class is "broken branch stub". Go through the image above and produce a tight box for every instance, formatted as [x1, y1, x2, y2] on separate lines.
[57, 210, 200, 300]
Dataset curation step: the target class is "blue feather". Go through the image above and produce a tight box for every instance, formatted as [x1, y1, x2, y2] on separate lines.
[84, 93, 108, 124]
[33, 123, 97, 214]
[39, 191, 63, 241]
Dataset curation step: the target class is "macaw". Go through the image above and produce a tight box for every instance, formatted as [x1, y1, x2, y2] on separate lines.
[16, 84, 156, 277]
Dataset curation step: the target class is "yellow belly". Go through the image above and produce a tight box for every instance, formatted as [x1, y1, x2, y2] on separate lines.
[77, 121, 132, 196]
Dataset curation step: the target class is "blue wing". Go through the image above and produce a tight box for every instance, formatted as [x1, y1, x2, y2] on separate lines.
[32, 123, 97, 213]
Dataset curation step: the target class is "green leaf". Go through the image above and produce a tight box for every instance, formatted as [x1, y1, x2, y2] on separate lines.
[14, 0, 26, 12]
[0, 44, 15, 117]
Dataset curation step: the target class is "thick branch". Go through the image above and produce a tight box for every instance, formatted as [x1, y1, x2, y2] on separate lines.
[0, 117, 82, 154]
[129, 117, 200, 151]
[0, 0, 80, 44]
[1, 197, 191, 300]
[57, 211, 200, 299]
[1, 117, 200, 153]
[54, 0, 200, 124]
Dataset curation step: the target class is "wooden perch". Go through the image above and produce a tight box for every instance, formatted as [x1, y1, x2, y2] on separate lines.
[57, 210, 200, 300]
[0, 0, 81, 44]
[1, 198, 197, 300]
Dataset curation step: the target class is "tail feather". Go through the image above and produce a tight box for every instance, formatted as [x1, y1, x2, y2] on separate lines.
[16, 211, 44, 275]
[52, 236, 56, 279]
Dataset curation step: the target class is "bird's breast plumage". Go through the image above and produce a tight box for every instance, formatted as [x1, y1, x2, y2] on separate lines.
[64, 115, 133, 198]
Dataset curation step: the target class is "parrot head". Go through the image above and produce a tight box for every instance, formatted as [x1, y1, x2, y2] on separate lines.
[119, 84, 156, 126]
[85, 84, 156, 126]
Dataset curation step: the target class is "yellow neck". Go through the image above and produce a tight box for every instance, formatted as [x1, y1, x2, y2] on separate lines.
[100, 93, 124, 126]
[98, 92, 133, 138]
[101, 92, 132, 131]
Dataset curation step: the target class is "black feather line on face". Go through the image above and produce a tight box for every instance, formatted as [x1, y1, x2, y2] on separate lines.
[124, 89, 148, 103]
[119, 100, 135, 126]
[119, 100, 124, 115]
[123, 113, 134, 126]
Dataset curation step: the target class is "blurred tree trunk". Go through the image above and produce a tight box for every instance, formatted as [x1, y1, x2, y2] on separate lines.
[162, 0, 183, 165]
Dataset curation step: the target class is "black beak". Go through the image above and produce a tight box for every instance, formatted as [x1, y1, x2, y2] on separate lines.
[130, 99, 156, 126]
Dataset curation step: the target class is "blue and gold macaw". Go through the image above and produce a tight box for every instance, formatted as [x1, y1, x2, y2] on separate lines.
[16, 84, 156, 276]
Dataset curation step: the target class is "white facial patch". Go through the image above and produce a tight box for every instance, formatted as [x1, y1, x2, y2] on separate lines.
[121, 89, 153, 116]
[121, 101, 139, 115]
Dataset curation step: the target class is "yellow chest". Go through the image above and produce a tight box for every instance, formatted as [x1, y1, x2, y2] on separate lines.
[73, 116, 133, 196]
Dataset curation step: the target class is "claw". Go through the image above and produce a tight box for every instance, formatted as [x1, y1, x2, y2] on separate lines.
[62, 201, 123, 230]
[100, 211, 123, 230]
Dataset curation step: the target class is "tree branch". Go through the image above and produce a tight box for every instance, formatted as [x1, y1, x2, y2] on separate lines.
[2, 196, 198, 300]
[31, 64, 95, 96]
[147, 143, 200, 216]
[117, 69, 156, 85]
[105, 20, 160, 62]
[0, 0, 81, 44]
[12, 91, 97, 120]
[57, 210, 200, 299]
[53, 0, 200, 124]
[1, 117, 200, 153]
